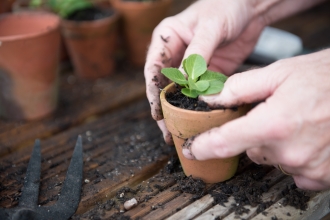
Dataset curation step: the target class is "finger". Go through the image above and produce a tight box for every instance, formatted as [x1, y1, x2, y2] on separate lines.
[293, 175, 329, 191]
[157, 120, 174, 145]
[145, 17, 188, 121]
[182, 102, 275, 160]
[200, 62, 289, 108]
[182, 20, 222, 66]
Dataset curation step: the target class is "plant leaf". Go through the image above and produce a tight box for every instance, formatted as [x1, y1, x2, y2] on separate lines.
[185, 54, 207, 80]
[182, 59, 189, 77]
[200, 70, 228, 83]
[29, 0, 42, 7]
[161, 68, 188, 85]
[181, 88, 199, 98]
[199, 80, 225, 95]
[188, 77, 209, 92]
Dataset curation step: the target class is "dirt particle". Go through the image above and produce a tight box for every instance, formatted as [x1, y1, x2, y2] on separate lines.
[160, 35, 170, 43]
[281, 184, 310, 211]
[124, 198, 138, 210]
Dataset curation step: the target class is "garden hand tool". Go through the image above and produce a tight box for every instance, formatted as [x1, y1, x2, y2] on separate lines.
[0, 136, 83, 220]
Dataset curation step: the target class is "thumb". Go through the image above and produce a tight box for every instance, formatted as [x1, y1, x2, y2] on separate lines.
[200, 63, 289, 107]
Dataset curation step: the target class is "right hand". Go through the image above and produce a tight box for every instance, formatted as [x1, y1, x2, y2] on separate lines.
[144, 0, 266, 144]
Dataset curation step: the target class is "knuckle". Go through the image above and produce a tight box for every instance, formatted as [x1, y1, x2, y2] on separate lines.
[224, 74, 243, 99]
[263, 117, 297, 142]
[280, 150, 309, 167]
[157, 16, 176, 28]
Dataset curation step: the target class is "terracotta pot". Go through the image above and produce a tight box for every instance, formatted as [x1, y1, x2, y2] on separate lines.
[12, 0, 70, 63]
[0, 0, 15, 13]
[110, 0, 172, 67]
[61, 9, 119, 79]
[160, 83, 250, 183]
[0, 12, 61, 120]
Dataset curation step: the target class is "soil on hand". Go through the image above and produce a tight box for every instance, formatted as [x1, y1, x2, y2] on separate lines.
[67, 7, 114, 21]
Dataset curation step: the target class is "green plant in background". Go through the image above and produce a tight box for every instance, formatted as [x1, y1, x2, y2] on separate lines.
[30, 0, 93, 18]
[161, 54, 228, 98]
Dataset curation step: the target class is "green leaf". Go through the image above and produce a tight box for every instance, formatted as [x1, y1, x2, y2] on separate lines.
[45, 0, 93, 18]
[181, 88, 199, 98]
[61, 0, 93, 18]
[182, 59, 189, 77]
[195, 81, 210, 91]
[161, 68, 188, 85]
[29, 0, 42, 7]
[188, 77, 209, 92]
[200, 70, 228, 83]
[185, 54, 207, 80]
[199, 80, 225, 95]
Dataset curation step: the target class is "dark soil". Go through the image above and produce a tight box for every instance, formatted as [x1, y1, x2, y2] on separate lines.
[165, 84, 237, 111]
[210, 164, 270, 214]
[167, 157, 206, 199]
[66, 7, 114, 21]
[166, 90, 212, 111]
[209, 164, 311, 216]
[281, 184, 310, 211]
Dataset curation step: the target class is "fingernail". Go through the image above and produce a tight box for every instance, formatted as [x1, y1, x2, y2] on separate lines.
[182, 138, 196, 160]
[199, 94, 217, 102]
[182, 149, 196, 160]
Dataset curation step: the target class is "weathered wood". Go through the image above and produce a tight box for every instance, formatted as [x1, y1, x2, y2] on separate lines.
[224, 177, 294, 220]
[194, 169, 286, 220]
[0, 70, 146, 157]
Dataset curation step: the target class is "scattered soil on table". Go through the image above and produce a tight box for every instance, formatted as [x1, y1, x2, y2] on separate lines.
[66, 7, 114, 21]
[165, 84, 237, 111]
[281, 184, 310, 211]
[80, 155, 311, 219]
[167, 157, 206, 199]
[210, 164, 271, 215]
[210, 164, 311, 217]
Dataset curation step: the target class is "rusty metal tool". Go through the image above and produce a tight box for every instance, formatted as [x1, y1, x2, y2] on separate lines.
[0, 136, 83, 220]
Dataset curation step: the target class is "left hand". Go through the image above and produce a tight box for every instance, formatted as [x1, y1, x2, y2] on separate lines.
[183, 49, 330, 190]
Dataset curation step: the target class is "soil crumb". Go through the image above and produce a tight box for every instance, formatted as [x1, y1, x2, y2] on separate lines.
[211, 164, 270, 214]
[167, 157, 206, 199]
[281, 184, 310, 211]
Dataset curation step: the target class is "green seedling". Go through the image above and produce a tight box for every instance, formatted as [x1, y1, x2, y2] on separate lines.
[30, 0, 93, 18]
[161, 54, 228, 98]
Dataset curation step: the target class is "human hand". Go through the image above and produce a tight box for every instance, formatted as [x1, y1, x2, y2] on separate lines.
[144, 0, 267, 144]
[184, 49, 330, 190]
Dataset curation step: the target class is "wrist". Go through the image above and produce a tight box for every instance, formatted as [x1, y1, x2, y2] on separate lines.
[249, 0, 326, 25]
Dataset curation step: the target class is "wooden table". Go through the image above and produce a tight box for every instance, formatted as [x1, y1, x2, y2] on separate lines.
[1, 1, 330, 219]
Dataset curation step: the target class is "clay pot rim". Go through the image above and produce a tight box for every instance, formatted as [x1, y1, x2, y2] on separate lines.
[61, 8, 120, 28]
[110, 0, 172, 10]
[0, 11, 60, 42]
[160, 82, 238, 115]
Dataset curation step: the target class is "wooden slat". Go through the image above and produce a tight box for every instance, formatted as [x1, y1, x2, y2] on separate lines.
[0, 70, 146, 157]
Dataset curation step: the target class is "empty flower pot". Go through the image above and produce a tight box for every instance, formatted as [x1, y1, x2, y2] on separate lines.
[61, 8, 119, 79]
[160, 82, 250, 183]
[0, 12, 61, 120]
[110, 0, 172, 67]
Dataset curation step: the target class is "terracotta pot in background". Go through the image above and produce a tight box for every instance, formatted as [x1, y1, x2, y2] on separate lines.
[12, 0, 70, 63]
[0, 12, 61, 120]
[61, 10, 119, 79]
[0, 0, 15, 13]
[160, 83, 250, 183]
[110, 0, 172, 67]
